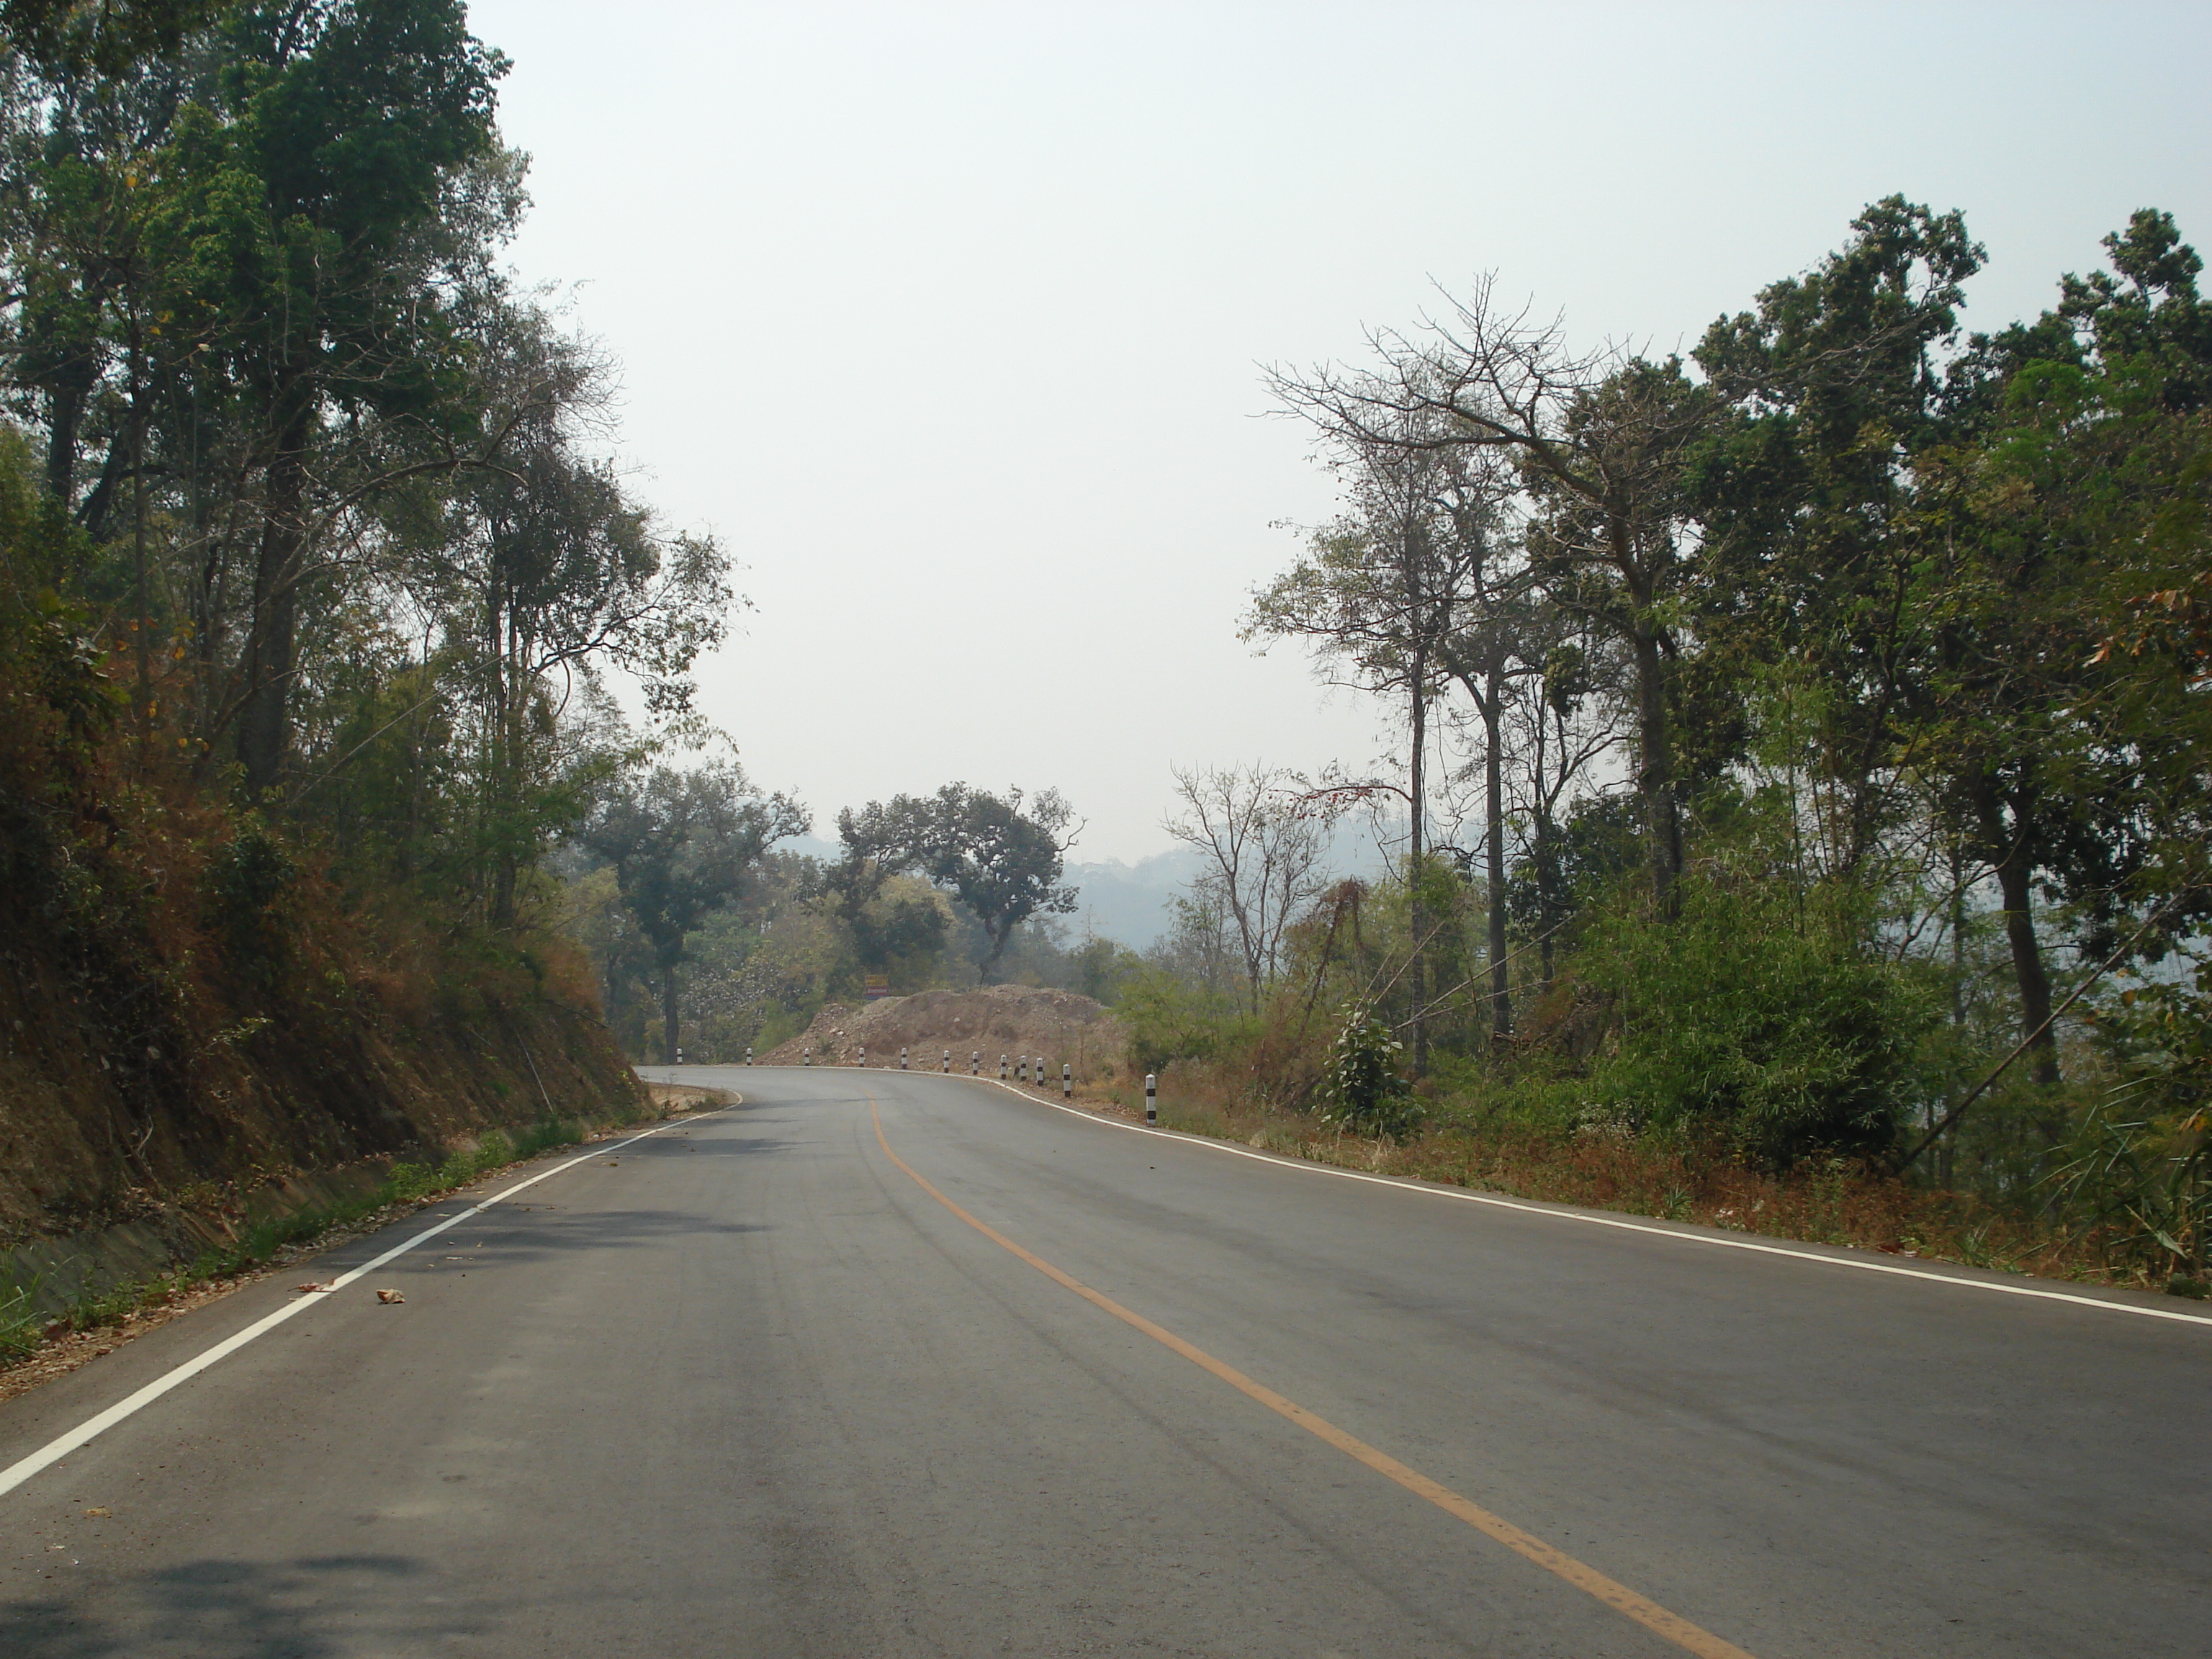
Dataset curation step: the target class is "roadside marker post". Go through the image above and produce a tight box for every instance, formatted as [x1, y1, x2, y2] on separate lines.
[1146, 1073, 1157, 1125]
[901, 1046, 909, 1070]
[942, 1050, 950, 1072]
[745, 1047, 752, 1066]
[804, 1048, 812, 1066]
[971, 1051, 979, 1075]
[675, 1047, 684, 1066]
[999, 1054, 1007, 1080]
[859, 1045, 866, 1069]
[1062, 1062, 1071, 1100]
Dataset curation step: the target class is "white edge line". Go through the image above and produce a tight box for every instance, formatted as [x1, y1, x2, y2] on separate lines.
[0, 1107, 729, 1501]
[899, 1070, 2212, 1333]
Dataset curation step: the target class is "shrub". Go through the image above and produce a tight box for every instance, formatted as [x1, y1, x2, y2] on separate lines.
[1573, 876, 1940, 1169]
[1320, 1003, 1422, 1141]
[1119, 966, 1246, 1076]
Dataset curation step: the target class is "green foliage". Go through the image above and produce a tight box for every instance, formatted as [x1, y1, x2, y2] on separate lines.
[832, 783, 1076, 983]
[205, 817, 295, 974]
[1118, 964, 1244, 1076]
[2047, 1096, 2210, 1285]
[1571, 876, 1938, 1168]
[1319, 1003, 1421, 1141]
[2046, 961, 2212, 1283]
[0, 1267, 45, 1359]
[1072, 936, 1145, 1006]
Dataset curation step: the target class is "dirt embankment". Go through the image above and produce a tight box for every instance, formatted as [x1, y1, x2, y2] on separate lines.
[762, 986, 1125, 1079]
[0, 958, 647, 1256]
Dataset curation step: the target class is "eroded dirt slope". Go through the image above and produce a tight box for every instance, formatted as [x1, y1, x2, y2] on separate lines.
[761, 986, 1123, 1079]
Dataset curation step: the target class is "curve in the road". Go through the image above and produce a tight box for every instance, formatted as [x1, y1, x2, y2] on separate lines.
[966, 1074, 2212, 1331]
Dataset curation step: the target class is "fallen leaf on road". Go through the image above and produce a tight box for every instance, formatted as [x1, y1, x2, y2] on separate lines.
[375, 1288, 405, 1304]
[295, 1282, 333, 1293]
[82, 1507, 109, 1518]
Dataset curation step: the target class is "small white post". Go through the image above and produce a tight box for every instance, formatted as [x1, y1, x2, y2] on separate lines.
[1145, 1072, 1156, 1125]
[942, 1050, 950, 1072]
[999, 1054, 1007, 1080]
[745, 1046, 752, 1066]
[971, 1051, 979, 1075]
[804, 1047, 812, 1067]
[858, 1044, 866, 1069]
[900, 1046, 909, 1070]
[675, 1046, 684, 1066]
[1062, 1061, 1071, 1100]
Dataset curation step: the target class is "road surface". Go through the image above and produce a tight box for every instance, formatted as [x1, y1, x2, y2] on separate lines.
[1, 1065, 2205, 1656]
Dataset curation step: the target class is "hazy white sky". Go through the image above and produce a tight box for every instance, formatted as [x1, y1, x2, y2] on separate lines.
[467, 0, 2211, 861]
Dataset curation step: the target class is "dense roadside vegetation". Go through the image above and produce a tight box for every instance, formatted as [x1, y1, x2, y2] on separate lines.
[0, 1, 729, 1251]
[1102, 200, 2212, 1296]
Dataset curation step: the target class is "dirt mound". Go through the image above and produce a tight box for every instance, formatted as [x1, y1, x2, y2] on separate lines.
[761, 986, 1124, 1079]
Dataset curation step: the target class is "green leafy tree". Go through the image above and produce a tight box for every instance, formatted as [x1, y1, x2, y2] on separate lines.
[833, 783, 1079, 984]
[1690, 196, 1984, 878]
[1320, 1003, 1419, 1141]
[584, 763, 807, 1062]
[148, 0, 510, 796]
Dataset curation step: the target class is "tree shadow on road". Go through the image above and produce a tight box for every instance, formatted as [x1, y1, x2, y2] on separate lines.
[0, 1552, 477, 1657]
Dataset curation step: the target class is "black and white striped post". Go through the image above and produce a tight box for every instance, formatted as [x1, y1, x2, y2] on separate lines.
[941, 1050, 950, 1072]
[858, 1044, 866, 1069]
[900, 1046, 909, 1070]
[971, 1051, 979, 1075]
[1145, 1073, 1157, 1125]
[1061, 1062, 1071, 1100]
[745, 1046, 752, 1066]
[804, 1047, 812, 1067]
[999, 1054, 1007, 1080]
[1017, 1056, 1027, 1084]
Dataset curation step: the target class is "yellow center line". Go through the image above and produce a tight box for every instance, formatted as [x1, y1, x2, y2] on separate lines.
[867, 1094, 1758, 1659]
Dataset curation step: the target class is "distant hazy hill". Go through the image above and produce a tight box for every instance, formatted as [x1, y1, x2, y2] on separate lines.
[776, 830, 1390, 954]
[1063, 848, 1208, 950]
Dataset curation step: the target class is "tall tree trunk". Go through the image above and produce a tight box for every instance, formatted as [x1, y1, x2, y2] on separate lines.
[45, 381, 83, 505]
[1993, 842, 2060, 1087]
[662, 963, 680, 1064]
[1948, 838, 1967, 1031]
[237, 403, 313, 799]
[1532, 701, 1557, 994]
[1629, 626, 1681, 914]
[130, 325, 150, 771]
[1971, 778, 2060, 1087]
[1408, 645, 1427, 1078]
[1483, 667, 1511, 1037]
[489, 598, 520, 928]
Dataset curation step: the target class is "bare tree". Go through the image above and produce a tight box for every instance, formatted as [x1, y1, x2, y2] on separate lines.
[1500, 623, 1629, 991]
[1267, 280, 1710, 914]
[1424, 443, 1532, 1035]
[1248, 400, 1484, 1069]
[1164, 763, 1335, 1015]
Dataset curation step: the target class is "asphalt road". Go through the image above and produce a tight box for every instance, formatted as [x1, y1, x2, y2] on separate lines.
[1, 1066, 2206, 1658]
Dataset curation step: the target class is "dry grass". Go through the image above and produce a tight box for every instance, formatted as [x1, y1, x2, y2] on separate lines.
[1087, 1071, 2149, 1291]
